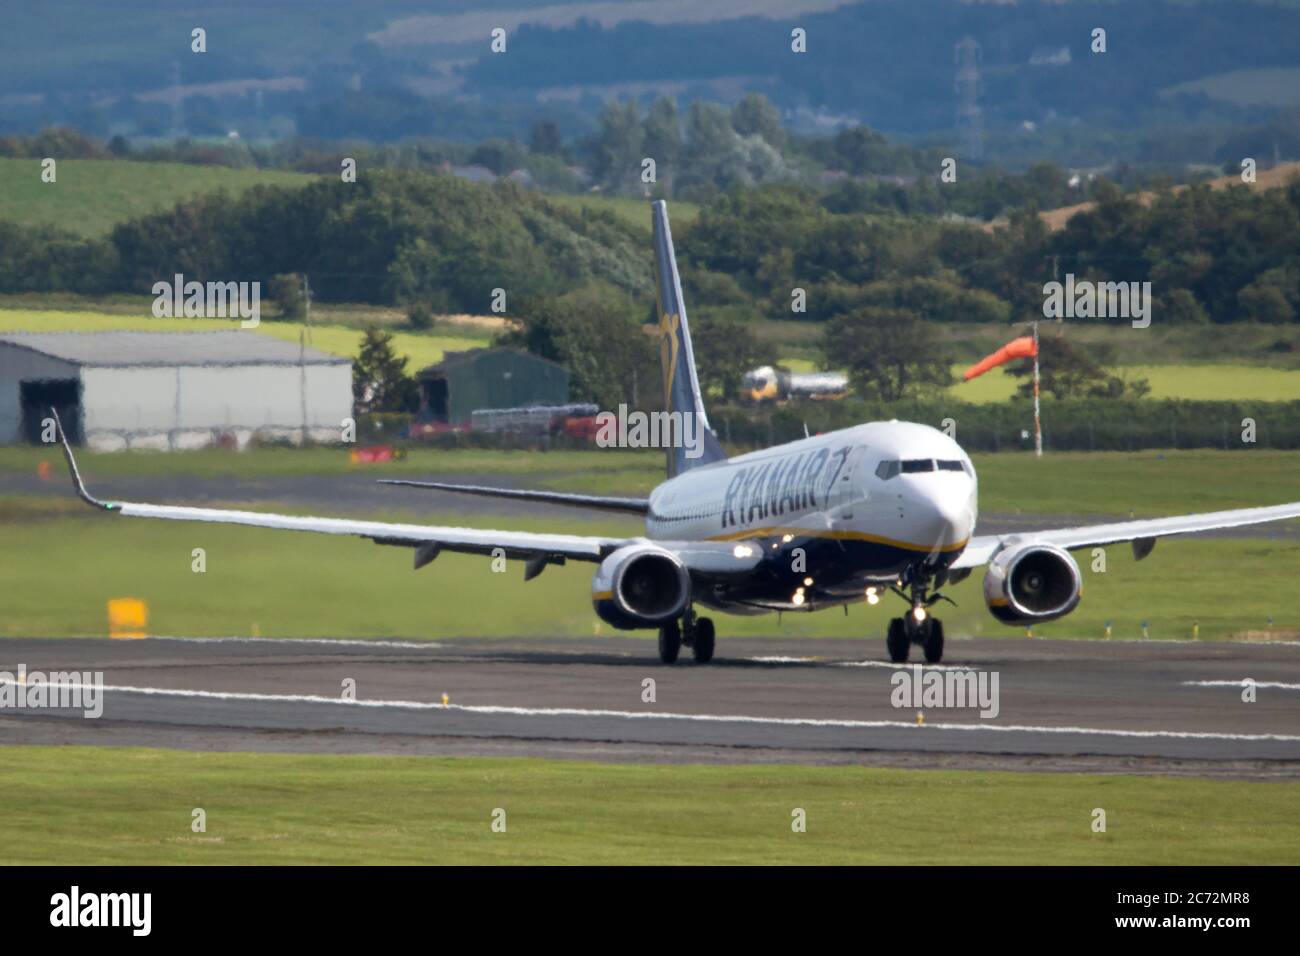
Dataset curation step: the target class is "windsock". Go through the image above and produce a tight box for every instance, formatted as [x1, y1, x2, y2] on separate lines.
[962, 335, 1037, 381]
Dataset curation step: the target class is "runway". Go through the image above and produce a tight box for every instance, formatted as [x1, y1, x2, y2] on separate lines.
[2, 635, 1298, 776]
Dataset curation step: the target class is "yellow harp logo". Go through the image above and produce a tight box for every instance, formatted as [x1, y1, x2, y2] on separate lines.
[659, 310, 680, 408]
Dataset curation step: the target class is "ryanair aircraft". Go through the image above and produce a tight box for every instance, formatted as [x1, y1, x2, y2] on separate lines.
[55, 201, 1300, 664]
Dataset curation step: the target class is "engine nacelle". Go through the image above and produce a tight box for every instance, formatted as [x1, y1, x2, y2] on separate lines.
[982, 543, 1081, 625]
[592, 544, 691, 630]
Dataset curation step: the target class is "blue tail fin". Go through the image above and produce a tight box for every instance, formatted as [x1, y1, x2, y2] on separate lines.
[651, 200, 728, 478]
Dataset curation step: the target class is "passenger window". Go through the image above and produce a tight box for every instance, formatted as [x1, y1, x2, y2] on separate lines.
[901, 459, 935, 474]
[875, 460, 900, 480]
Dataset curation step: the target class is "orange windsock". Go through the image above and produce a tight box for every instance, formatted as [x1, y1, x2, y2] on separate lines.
[962, 335, 1037, 381]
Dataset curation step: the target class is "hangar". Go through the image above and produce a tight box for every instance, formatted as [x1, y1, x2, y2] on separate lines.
[416, 347, 569, 426]
[0, 330, 353, 451]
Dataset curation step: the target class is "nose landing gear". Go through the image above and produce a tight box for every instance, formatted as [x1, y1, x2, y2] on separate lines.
[885, 570, 949, 663]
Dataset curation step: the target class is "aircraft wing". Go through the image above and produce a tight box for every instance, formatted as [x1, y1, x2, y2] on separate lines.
[951, 501, 1300, 570]
[378, 479, 649, 515]
[52, 411, 762, 576]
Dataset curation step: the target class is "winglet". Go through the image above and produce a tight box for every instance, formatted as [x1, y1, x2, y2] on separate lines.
[50, 407, 113, 511]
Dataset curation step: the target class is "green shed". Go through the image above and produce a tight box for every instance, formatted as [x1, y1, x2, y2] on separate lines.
[416, 348, 570, 426]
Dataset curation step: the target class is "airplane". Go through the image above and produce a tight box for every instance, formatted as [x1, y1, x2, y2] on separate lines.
[53, 200, 1300, 665]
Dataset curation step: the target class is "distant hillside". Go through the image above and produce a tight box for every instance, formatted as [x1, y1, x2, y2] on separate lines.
[0, 159, 316, 237]
[981, 161, 1300, 233]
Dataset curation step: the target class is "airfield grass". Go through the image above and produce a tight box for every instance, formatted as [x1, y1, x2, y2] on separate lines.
[4, 443, 1300, 516]
[0, 159, 317, 238]
[952, 363, 1300, 404]
[1, 495, 1297, 642]
[0, 746, 1294, 864]
[0, 308, 489, 370]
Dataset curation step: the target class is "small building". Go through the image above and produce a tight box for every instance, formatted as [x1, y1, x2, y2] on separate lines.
[415, 348, 569, 426]
[0, 330, 353, 450]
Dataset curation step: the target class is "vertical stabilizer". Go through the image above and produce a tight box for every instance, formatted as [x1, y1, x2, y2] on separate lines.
[651, 200, 728, 477]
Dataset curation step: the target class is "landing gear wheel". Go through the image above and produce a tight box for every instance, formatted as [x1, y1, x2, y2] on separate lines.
[922, 618, 945, 664]
[886, 617, 909, 663]
[692, 617, 715, 663]
[658, 620, 681, 664]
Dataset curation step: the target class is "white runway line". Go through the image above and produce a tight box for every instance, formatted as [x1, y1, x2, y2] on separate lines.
[5, 678, 1299, 744]
[1183, 680, 1300, 690]
[147, 636, 442, 650]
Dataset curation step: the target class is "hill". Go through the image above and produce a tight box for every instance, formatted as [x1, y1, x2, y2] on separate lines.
[0, 158, 316, 237]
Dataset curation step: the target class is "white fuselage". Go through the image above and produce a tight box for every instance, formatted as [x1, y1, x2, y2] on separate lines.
[644, 420, 978, 611]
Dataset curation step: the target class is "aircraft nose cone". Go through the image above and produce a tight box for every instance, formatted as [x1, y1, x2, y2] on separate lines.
[919, 488, 975, 550]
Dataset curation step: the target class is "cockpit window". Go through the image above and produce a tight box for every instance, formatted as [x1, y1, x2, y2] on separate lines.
[875, 460, 900, 480]
[900, 459, 935, 474]
[937, 460, 965, 472]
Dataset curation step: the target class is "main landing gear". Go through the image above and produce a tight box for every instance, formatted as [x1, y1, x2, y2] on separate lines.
[658, 610, 715, 664]
[885, 570, 949, 664]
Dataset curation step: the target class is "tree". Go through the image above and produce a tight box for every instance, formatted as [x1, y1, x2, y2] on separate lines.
[1006, 333, 1149, 400]
[730, 94, 784, 149]
[499, 283, 658, 411]
[823, 307, 952, 401]
[353, 327, 418, 413]
[690, 307, 778, 402]
[528, 120, 564, 158]
[592, 100, 644, 194]
[267, 273, 306, 321]
[642, 97, 681, 193]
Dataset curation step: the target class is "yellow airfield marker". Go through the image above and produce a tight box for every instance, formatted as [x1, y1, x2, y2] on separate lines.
[107, 598, 148, 639]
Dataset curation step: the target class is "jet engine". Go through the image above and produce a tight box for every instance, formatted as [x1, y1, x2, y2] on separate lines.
[982, 543, 1081, 625]
[591, 544, 691, 630]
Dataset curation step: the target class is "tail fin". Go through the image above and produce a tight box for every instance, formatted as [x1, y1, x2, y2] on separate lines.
[651, 200, 727, 478]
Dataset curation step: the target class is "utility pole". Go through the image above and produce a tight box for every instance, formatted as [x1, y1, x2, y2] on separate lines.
[954, 38, 983, 161]
[302, 273, 313, 345]
[1032, 320, 1043, 457]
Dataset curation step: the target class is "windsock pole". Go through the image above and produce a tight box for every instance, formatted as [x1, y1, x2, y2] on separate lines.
[1032, 320, 1043, 457]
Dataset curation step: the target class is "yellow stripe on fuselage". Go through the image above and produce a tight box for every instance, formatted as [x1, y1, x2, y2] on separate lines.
[704, 527, 969, 554]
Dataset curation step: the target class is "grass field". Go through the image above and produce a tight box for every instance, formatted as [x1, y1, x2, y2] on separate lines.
[0, 159, 316, 238]
[0, 746, 1294, 864]
[4, 445, 1299, 515]
[952, 363, 1300, 404]
[2, 495, 1297, 641]
[545, 192, 700, 233]
[0, 308, 490, 370]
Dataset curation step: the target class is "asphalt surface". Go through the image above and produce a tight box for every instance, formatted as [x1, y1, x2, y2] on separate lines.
[2, 635, 1298, 777]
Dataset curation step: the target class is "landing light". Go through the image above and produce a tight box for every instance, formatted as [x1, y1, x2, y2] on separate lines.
[866, 588, 879, 605]
[733, 544, 755, 558]
[792, 588, 806, 607]
[912, 607, 927, 623]
[781, 534, 794, 543]
[803, 577, 813, 587]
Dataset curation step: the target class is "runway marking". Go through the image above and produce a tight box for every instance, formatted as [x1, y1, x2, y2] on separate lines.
[147, 637, 443, 650]
[1183, 680, 1300, 690]
[9, 678, 1300, 745]
[834, 661, 979, 672]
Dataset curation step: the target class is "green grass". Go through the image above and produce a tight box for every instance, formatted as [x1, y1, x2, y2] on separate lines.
[7, 445, 1299, 517]
[546, 193, 700, 233]
[0, 158, 316, 238]
[952, 363, 1300, 403]
[1, 496, 1298, 641]
[0, 746, 1294, 864]
[0, 308, 490, 370]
